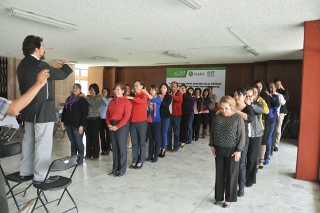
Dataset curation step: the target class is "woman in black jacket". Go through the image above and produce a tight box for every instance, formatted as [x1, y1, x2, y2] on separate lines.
[159, 83, 172, 157]
[61, 83, 89, 165]
[192, 88, 202, 141]
[201, 89, 211, 138]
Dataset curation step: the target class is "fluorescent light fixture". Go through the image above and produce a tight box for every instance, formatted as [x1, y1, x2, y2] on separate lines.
[154, 62, 190, 66]
[227, 27, 259, 56]
[165, 51, 188, 59]
[7, 7, 78, 31]
[180, 0, 202, 10]
[93, 56, 119, 62]
[245, 46, 259, 56]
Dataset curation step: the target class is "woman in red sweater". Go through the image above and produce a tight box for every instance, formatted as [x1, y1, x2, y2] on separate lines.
[106, 82, 132, 177]
[126, 79, 148, 169]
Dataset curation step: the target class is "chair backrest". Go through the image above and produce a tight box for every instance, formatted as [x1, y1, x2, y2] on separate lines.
[0, 142, 22, 158]
[49, 155, 80, 172]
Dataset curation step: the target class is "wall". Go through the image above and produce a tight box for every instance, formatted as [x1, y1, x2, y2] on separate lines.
[296, 20, 320, 181]
[88, 66, 104, 94]
[54, 64, 75, 110]
[108, 60, 302, 113]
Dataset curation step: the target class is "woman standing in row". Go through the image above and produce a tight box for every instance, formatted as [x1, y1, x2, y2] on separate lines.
[246, 87, 264, 187]
[100, 88, 112, 155]
[143, 85, 162, 163]
[192, 88, 202, 141]
[210, 96, 245, 208]
[233, 88, 254, 197]
[107, 83, 132, 177]
[187, 87, 196, 144]
[61, 83, 89, 165]
[127, 80, 148, 169]
[201, 89, 211, 138]
[159, 83, 172, 158]
[254, 80, 271, 169]
[85, 83, 102, 160]
[179, 84, 192, 148]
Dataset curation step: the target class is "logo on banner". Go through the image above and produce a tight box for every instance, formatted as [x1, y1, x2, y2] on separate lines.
[188, 71, 193, 77]
[207, 71, 215, 77]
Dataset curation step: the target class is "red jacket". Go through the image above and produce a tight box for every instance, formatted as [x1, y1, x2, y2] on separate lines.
[171, 91, 183, 116]
[129, 91, 148, 122]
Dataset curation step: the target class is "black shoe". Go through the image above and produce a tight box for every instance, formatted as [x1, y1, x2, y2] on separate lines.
[116, 172, 124, 177]
[273, 147, 278, 152]
[33, 176, 59, 185]
[223, 202, 231, 208]
[129, 164, 136, 169]
[101, 151, 107, 155]
[135, 163, 143, 169]
[108, 171, 116, 175]
[152, 159, 157, 163]
[162, 150, 166, 158]
[20, 175, 33, 181]
[106, 150, 110, 155]
[214, 201, 221, 205]
[237, 188, 244, 197]
[145, 157, 152, 161]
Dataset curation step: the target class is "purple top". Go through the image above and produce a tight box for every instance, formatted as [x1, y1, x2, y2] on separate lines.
[190, 97, 196, 113]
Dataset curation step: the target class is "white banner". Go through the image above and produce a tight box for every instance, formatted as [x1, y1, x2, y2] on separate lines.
[166, 67, 226, 100]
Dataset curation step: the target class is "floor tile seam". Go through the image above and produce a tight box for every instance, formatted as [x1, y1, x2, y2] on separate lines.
[190, 187, 215, 213]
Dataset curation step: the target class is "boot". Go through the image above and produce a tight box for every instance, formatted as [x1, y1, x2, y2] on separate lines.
[202, 129, 206, 138]
[237, 183, 244, 197]
[78, 154, 84, 166]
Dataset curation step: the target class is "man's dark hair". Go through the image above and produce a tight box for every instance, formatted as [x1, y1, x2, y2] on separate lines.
[22, 35, 43, 56]
[89, 83, 100, 95]
[274, 78, 281, 83]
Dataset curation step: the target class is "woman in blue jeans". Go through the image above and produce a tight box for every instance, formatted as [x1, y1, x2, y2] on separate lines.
[143, 85, 162, 163]
[61, 83, 89, 165]
[187, 87, 196, 144]
[264, 82, 280, 165]
[159, 83, 172, 157]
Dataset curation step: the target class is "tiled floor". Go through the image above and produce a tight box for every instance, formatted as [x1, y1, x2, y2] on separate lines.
[2, 130, 320, 213]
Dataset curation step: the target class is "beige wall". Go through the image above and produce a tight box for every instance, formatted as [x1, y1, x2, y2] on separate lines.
[88, 66, 104, 94]
[7, 57, 21, 100]
[54, 64, 75, 110]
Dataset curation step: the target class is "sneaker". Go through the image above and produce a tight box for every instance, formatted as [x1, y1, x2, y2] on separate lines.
[273, 147, 278, 152]
[263, 159, 270, 165]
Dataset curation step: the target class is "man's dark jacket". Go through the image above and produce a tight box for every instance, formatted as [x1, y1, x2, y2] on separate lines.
[17, 55, 73, 123]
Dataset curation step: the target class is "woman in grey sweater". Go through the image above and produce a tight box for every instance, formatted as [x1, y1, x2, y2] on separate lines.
[209, 96, 245, 208]
[84, 83, 102, 160]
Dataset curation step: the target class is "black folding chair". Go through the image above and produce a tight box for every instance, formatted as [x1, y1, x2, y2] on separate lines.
[0, 142, 33, 210]
[31, 155, 80, 213]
